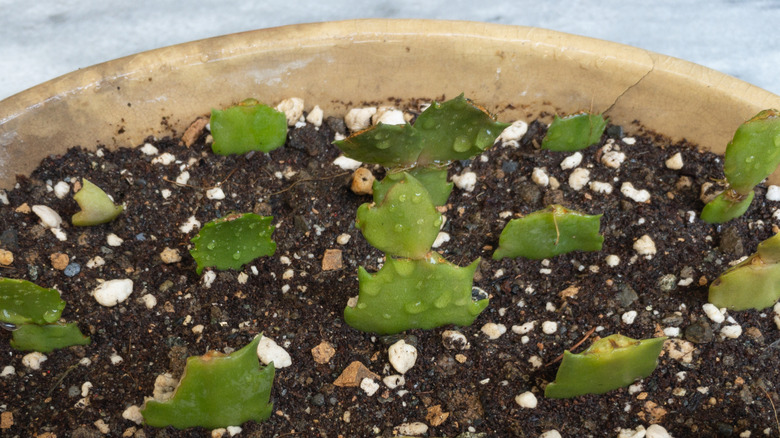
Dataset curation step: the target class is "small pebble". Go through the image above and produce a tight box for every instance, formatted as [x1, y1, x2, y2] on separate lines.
[568, 168, 590, 191]
[497, 120, 528, 147]
[0, 249, 14, 266]
[383, 374, 405, 389]
[333, 155, 362, 171]
[50, 253, 69, 270]
[540, 430, 562, 438]
[432, 232, 450, 248]
[442, 330, 470, 350]
[122, 405, 144, 424]
[589, 181, 613, 194]
[512, 322, 535, 335]
[560, 152, 583, 170]
[306, 105, 324, 127]
[32, 205, 63, 229]
[176, 171, 190, 185]
[350, 168, 375, 195]
[151, 152, 176, 165]
[22, 352, 47, 370]
[601, 150, 626, 168]
[140, 143, 159, 155]
[160, 247, 181, 264]
[336, 233, 351, 245]
[634, 235, 657, 258]
[140, 294, 157, 309]
[515, 391, 538, 408]
[206, 187, 226, 200]
[1, 365, 15, 377]
[541, 321, 558, 334]
[665, 152, 684, 170]
[53, 181, 70, 199]
[92, 279, 134, 307]
[394, 422, 428, 436]
[344, 107, 377, 131]
[767, 185, 780, 201]
[372, 107, 406, 125]
[227, 426, 242, 437]
[86, 256, 105, 269]
[646, 424, 673, 438]
[452, 171, 477, 192]
[702, 303, 725, 323]
[622, 310, 638, 325]
[481, 323, 507, 340]
[106, 233, 123, 246]
[276, 97, 304, 126]
[605, 254, 620, 267]
[621, 182, 651, 202]
[360, 378, 380, 396]
[721, 324, 742, 339]
[63, 263, 81, 277]
[256, 336, 292, 368]
[388, 339, 417, 374]
[531, 168, 549, 186]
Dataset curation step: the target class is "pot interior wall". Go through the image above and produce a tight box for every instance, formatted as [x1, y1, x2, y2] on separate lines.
[1, 20, 779, 189]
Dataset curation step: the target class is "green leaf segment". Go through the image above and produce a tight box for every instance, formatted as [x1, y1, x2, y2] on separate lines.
[701, 109, 780, 223]
[142, 336, 274, 429]
[336, 95, 507, 334]
[71, 178, 123, 226]
[493, 205, 604, 260]
[210, 98, 288, 155]
[545, 334, 666, 399]
[190, 213, 276, 275]
[709, 232, 780, 310]
[0, 278, 90, 352]
[541, 113, 607, 152]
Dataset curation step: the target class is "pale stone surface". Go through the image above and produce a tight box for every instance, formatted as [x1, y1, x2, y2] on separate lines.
[256, 336, 292, 368]
[388, 339, 417, 374]
[92, 279, 133, 307]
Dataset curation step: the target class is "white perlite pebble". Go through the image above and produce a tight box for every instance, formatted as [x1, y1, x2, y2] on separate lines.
[81, 382, 93, 397]
[498, 120, 528, 147]
[721, 324, 742, 339]
[333, 155, 363, 171]
[775, 303, 780, 330]
[152, 152, 176, 165]
[767, 185, 780, 201]
[395, 422, 428, 436]
[452, 171, 477, 192]
[606, 254, 620, 267]
[481, 323, 507, 340]
[560, 152, 583, 170]
[568, 168, 590, 191]
[388, 339, 417, 374]
[206, 187, 226, 200]
[140, 143, 159, 155]
[515, 391, 538, 408]
[336, 233, 351, 245]
[541, 321, 558, 334]
[227, 426, 243, 437]
[32, 205, 63, 229]
[646, 424, 674, 438]
[92, 279, 133, 307]
[176, 171, 190, 185]
[360, 377, 380, 396]
[383, 374, 405, 389]
[531, 168, 549, 186]
[110, 353, 124, 365]
[179, 216, 201, 233]
[256, 336, 292, 368]
[306, 105, 324, 127]
[432, 232, 450, 248]
[540, 430, 562, 438]
[161, 189, 172, 199]
[276, 97, 304, 126]
[621, 182, 651, 203]
[86, 256, 105, 269]
[590, 181, 613, 194]
[512, 321, 535, 335]
[665, 152, 684, 170]
[442, 330, 470, 350]
[601, 150, 626, 168]
[372, 107, 406, 125]
[122, 405, 144, 424]
[106, 233, 124, 246]
[141, 294, 157, 309]
[702, 303, 726, 323]
[202, 271, 216, 288]
[634, 235, 657, 258]
[622, 310, 638, 324]
[344, 107, 377, 131]
[2, 365, 15, 377]
[22, 352, 47, 370]
[53, 181, 70, 199]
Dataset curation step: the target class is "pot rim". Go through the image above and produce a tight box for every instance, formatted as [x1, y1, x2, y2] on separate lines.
[1, 19, 779, 189]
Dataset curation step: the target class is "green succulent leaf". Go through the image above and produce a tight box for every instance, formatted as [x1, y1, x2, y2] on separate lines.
[190, 213, 276, 275]
[541, 113, 607, 152]
[334, 123, 422, 168]
[493, 205, 604, 260]
[356, 173, 442, 259]
[545, 334, 666, 399]
[10, 322, 91, 352]
[414, 94, 510, 165]
[709, 232, 780, 310]
[723, 109, 780, 195]
[373, 167, 453, 206]
[0, 278, 65, 325]
[141, 336, 274, 429]
[344, 253, 487, 335]
[700, 190, 755, 224]
[71, 178, 123, 226]
[334, 94, 508, 168]
[210, 98, 288, 155]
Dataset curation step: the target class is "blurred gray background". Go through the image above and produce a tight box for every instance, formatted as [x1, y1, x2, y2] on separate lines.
[1, 0, 778, 100]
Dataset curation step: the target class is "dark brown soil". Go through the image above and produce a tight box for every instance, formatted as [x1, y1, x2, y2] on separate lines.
[0, 104, 779, 438]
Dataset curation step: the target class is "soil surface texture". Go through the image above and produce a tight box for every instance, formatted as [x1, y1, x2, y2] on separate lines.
[0, 102, 779, 438]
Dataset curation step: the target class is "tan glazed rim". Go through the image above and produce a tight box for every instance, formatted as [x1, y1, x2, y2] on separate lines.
[1, 19, 779, 189]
